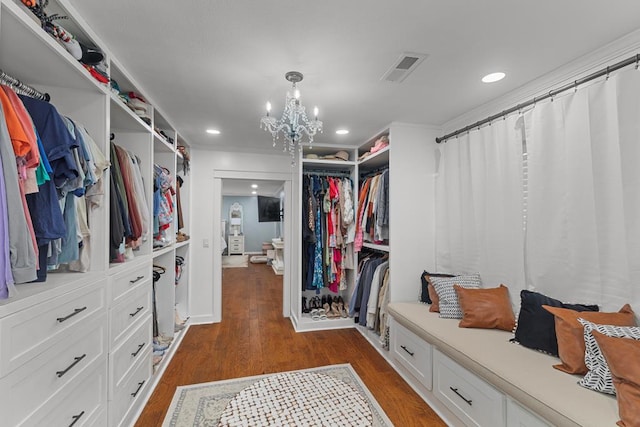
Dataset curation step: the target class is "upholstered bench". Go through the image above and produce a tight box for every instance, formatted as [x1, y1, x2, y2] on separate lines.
[388, 302, 619, 427]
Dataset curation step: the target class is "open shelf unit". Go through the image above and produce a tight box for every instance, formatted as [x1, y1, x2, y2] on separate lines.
[0, 1, 192, 425]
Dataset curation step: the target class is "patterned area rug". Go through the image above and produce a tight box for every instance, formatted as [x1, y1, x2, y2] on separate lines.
[221, 254, 248, 268]
[162, 364, 394, 426]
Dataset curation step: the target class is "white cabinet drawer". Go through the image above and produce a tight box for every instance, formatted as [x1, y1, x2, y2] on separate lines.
[109, 284, 151, 346]
[392, 320, 432, 390]
[0, 280, 106, 376]
[506, 398, 551, 427]
[19, 356, 107, 427]
[433, 349, 505, 427]
[110, 346, 152, 427]
[1, 313, 107, 426]
[110, 263, 151, 305]
[109, 314, 152, 399]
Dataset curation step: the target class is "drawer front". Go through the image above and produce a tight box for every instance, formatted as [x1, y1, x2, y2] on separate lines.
[392, 321, 432, 390]
[229, 245, 242, 251]
[1, 313, 107, 426]
[0, 280, 107, 376]
[506, 398, 551, 427]
[19, 356, 107, 427]
[228, 236, 243, 245]
[433, 350, 505, 427]
[110, 314, 152, 398]
[110, 346, 152, 427]
[109, 285, 151, 346]
[110, 263, 151, 305]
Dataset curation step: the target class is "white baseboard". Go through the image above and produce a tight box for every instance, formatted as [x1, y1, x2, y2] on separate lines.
[188, 314, 217, 324]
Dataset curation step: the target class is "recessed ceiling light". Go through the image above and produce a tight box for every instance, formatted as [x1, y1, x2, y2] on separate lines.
[336, 129, 349, 135]
[251, 190, 257, 195]
[206, 129, 221, 135]
[251, 184, 258, 189]
[482, 72, 506, 83]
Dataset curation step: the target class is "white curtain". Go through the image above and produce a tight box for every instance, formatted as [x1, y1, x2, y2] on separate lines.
[436, 114, 525, 303]
[525, 68, 640, 312]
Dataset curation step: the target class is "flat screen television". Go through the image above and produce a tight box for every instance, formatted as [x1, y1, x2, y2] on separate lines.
[257, 196, 282, 222]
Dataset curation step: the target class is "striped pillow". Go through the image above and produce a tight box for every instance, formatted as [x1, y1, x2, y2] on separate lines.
[431, 274, 482, 319]
[578, 318, 640, 395]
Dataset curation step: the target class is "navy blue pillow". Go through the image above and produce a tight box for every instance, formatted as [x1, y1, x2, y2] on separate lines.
[513, 290, 599, 356]
[420, 271, 455, 304]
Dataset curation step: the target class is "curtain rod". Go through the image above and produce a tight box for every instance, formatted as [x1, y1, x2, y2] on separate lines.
[435, 53, 640, 144]
[0, 69, 50, 102]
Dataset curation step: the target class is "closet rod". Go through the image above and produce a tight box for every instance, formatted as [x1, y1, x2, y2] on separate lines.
[360, 166, 389, 178]
[0, 69, 50, 102]
[304, 170, 351, 178]
[435, 53, 640, 144]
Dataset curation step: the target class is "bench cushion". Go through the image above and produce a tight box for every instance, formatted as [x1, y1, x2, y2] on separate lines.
[388, 302, 618, 427]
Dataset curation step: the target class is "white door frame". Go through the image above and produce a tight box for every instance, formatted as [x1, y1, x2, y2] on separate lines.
[212, 169, 293, 322]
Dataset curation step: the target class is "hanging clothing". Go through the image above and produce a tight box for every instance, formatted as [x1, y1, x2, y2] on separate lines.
[302, 173, 354, 293]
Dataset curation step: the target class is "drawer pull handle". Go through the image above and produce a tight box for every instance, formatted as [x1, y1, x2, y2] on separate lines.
[56, 354, 87, 378]
[129, 306, 144, 317]
[129, 275, 144, 284]
[131, 342, 146, 357]
[450, 387, 473, 406]
[68, 410, 85, 427]
[131, 380, 146, 397]
[57, 307, 87, 323]
[400, 345, 415, 357]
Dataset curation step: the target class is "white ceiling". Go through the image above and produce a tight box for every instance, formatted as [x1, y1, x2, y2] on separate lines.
[222, 179, 284, 197]
[67, 1, 640, 154]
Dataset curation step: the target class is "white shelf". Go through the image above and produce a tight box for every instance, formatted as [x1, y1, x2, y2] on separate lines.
[358, 145, 389, 171]
[110, 93, 153, 132]
[362, 242, 390, 252]
[152, 244, 175, 257]
[0, 0, 107, 95]
[295, 315, 356, 332]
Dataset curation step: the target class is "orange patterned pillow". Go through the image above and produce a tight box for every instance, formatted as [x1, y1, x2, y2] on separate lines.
[542, 304, 636, 374]
[455, 284, 515, 331]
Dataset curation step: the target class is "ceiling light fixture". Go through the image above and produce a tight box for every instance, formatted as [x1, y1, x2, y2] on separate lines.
[482, 72, 506, 83]
[336, 129, 349, 135]
[206, 129, 221, 135]
[251, 190, 257, 195]
[251, 184, 258, 189]
[260, 71, 323, 164]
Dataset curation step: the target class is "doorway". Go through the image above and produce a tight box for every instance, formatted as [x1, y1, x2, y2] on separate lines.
[211, 170, 292, 323]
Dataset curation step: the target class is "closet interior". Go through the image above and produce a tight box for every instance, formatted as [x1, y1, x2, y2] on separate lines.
[295, 131, 391, 336]
[0, 1, 192, 426]
[299, 145, 357, 330]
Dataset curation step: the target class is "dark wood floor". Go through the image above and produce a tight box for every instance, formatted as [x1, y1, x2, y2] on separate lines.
[135, 262, 446, 426]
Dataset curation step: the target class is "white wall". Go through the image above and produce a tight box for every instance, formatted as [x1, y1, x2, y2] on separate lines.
[388, 123, 441, 302]
[189, 149, 295, 323]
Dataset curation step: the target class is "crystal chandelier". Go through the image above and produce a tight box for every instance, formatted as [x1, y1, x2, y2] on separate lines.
[260, 71, 323, 163]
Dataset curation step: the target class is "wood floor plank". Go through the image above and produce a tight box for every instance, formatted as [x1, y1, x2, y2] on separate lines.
[135, 263, 446, 426]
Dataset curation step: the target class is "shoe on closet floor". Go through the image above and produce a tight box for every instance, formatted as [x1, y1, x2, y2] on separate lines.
[153, 340, 169, 351]
[155, 334, 174, 345]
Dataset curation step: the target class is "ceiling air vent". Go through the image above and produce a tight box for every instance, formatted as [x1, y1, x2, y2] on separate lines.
[382, 52, 428, 83]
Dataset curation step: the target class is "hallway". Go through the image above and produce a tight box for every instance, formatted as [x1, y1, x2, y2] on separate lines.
[135, 263, 445, 426]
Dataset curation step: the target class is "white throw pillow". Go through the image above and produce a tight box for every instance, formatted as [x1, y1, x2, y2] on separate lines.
[578, 318, 640, 395]
[431, 274, 482, 319]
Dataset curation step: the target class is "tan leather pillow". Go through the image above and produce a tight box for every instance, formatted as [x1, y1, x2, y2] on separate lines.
[542, 304, 636, 374]
[427, 278, 440, 312]
[592, 331, 640, 427]
[454, 284, 515, 331]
